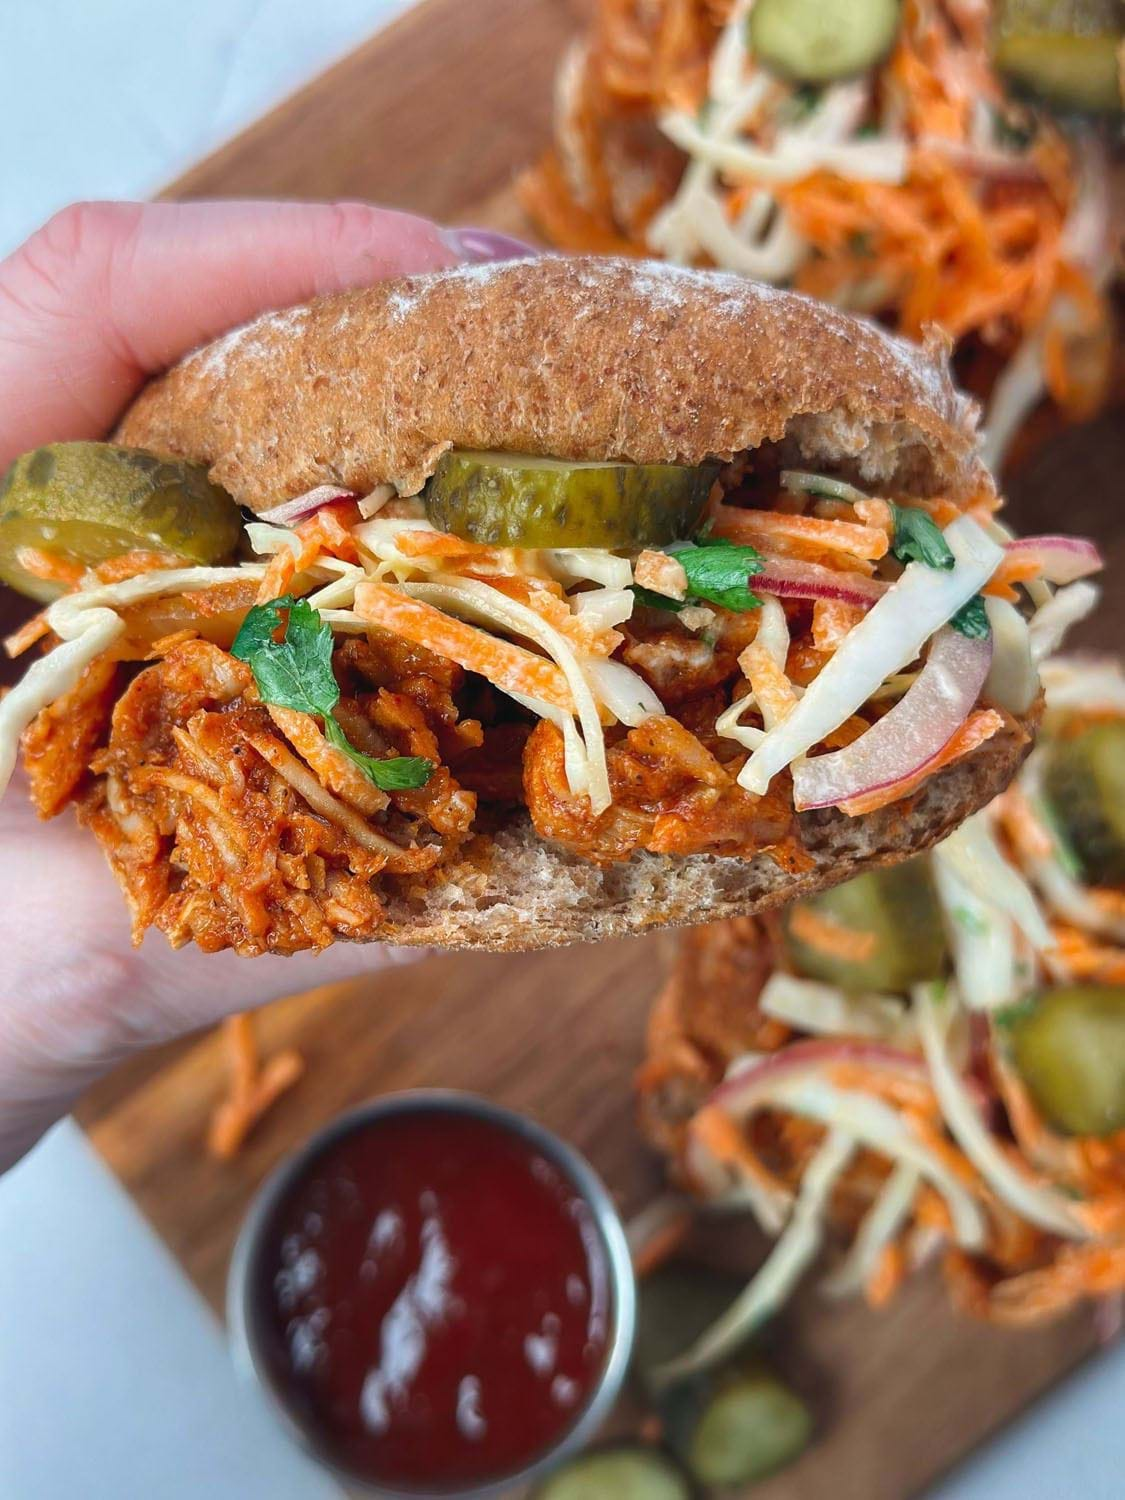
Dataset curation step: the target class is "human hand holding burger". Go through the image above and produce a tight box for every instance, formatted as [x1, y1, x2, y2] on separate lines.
[0, 200, 531, 1171]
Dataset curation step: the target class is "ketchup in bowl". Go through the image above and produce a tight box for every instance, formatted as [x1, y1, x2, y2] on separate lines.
[229, 1094, 635, 1496]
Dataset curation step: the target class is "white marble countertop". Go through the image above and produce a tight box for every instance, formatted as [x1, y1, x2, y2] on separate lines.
[0, 2, 1122, 1495]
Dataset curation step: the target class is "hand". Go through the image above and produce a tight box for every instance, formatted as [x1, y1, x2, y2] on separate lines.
[0, 200, 534, 1170]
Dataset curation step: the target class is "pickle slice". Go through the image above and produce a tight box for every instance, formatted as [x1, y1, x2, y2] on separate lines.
[750, 0, 902, 83]
[996, 0, 1123, 112]
[1008, 985, 1125, 1136]
[423, 450, 717, 549]
[782, 861, 948, 993]
[1043, 722, 1125, 886]
[531, 1445, 692, 1500]
[0, 442, 242, 603]
[682, 1367, 813, 1487]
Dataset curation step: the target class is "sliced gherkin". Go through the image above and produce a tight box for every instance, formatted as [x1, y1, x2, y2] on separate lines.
[423, 450, 717, 549]
[530, 1445, 692, 1500]
[1043, 722, 1125, 886]
[996, 0, 1123, 113]
[1008, 985, 1125, 1136]
[750, 0, 903, 84]
[782, 861, 948, 994]
[0, 442, 242, 602]
[679, 1366, 813, 1487]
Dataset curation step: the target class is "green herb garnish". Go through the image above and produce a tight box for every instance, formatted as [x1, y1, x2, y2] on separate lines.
[632, 535, 765, 615]
[949, 593, 991, 640]
[232, 595, 434, 791]
[891, 504, 955, 570]
[671, 535, 765, 613]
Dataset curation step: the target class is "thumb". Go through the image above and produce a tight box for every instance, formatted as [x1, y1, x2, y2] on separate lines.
[0, 199, 527, 467]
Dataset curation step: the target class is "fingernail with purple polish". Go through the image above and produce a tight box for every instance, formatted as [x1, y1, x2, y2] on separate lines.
[442, 227, 541, 263]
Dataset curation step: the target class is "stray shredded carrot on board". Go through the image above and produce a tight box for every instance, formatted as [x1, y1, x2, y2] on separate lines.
[207, 1014, 305, 1160]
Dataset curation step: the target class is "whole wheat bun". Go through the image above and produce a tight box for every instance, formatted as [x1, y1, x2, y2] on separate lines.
[118, 256, 986, 508]
[115, 256, 1028, 953]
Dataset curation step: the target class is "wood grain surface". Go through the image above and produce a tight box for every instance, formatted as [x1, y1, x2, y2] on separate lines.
[14, 0, 1121, 1491]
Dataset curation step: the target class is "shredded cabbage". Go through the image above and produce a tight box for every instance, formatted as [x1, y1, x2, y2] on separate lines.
[913, 983, 1088, 1240]
[759, 973, 918, 1047]
[933, 851, 1021, 1011]
[821, 1162, 919, 1300]
[740, 516, 1003, 794]
[935, 812, 1053, 951]
[654, 1130, 856, 1383]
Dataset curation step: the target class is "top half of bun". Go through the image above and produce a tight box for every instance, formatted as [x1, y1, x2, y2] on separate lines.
[116, 256, 989, 512]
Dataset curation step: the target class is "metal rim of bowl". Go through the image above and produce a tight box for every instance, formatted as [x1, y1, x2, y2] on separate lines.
[226, 1088, 638, 1500]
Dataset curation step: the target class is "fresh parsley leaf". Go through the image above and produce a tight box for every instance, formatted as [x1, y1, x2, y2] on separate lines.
[631, 584, 685, 613]
[949, 594, 991, 640]
[672, 535, 764, 613]
[232, 595, 434, 791]
[236, 597, 339, 718]
[323, 717, 433, 790]
[891, 505, 955, 570]
[231, 593, 297, 660]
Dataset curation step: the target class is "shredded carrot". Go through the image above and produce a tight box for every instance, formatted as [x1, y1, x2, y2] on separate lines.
[821, 714, 873, 751]
[1050, 924, 1125, 985]
[838, 709, 1005, 817]
[866, 1242, 907, 1308]
[986, 1242, 1125, 1326]
[207, 1013, 305, 1160]
[354, 580, 578, 712]
[983, 552, 1043, 600]
[996, 784, 1054, 862]
[812, 598, 865, 653]
[256, 500, 361, 602]
[4, 609, 52, 658]
[787, 904, 877, 964]
[93, 549, 184, 583]
[15, 547, 84, 587]
[689, 1104, 793, 1205]
[632, 1208, 695, 1278]
[737, 641, 798, 728]
[714, 505, 889, 562]
[828, 1064, 939, 1116]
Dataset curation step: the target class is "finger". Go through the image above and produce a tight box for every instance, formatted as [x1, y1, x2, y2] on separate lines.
[131, 937, 429, 1045]
[0, 199, 497, 466]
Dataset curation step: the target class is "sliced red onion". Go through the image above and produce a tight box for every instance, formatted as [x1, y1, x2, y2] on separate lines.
[257, 485, 355, 526]
[792, 626, 992, 812]
[1004, 535, 1103, 585]
[710, 1037, 991, 1118]
[755, 556, 887, 608]
[923, 136, 1044, 184]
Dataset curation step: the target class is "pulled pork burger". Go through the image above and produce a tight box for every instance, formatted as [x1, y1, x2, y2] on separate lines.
[0, 257, 1101, 956]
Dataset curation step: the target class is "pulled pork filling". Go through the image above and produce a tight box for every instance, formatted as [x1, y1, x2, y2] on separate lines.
[4, 440, 1099, 956]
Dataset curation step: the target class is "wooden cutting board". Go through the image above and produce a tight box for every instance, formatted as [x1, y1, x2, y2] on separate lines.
[64, 0, 1119, 1493]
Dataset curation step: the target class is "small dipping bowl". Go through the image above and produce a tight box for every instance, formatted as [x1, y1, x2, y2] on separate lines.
[227, 1091, 636, 1498]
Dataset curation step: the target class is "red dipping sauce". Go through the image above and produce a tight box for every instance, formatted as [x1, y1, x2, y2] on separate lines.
[240, 1100, 622, 1493]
